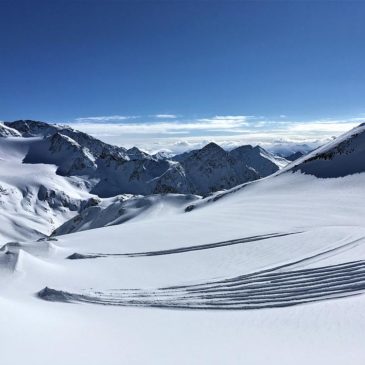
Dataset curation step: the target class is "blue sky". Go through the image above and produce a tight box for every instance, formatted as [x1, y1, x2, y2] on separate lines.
[1, 1, 365, 151]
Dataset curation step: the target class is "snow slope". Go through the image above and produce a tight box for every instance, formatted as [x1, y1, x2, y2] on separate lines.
[1, 123, 365, 364]
[53, 193, 199, 235]
[1, 171, 365, 364]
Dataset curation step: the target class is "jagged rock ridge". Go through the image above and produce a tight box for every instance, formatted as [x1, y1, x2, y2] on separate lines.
[4, 120, 287, 197]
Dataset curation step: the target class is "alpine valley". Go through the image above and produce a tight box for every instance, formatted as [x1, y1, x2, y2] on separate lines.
[1, 120, 365, 365]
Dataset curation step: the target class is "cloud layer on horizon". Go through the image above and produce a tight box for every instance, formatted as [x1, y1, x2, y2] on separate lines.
[66, 114, 364, 156]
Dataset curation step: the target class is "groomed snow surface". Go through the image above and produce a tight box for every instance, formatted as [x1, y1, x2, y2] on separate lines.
[1, 122, 365, 364]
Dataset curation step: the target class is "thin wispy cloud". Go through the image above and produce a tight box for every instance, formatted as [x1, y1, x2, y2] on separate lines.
[74, 115, 138, 123]
[196, 115, 250, 129]
[154, 114, 177, 119]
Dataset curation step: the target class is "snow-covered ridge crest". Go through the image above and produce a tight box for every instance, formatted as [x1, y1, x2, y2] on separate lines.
[282, 122, 365, 177]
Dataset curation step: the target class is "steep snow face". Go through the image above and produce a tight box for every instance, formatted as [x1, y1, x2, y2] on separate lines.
[6, 120, 129, 159]
[152, 151, 175, 160]
[284, 123, 365, 177]
[0, 123, 21, 137]
[24, 133, 98, 177]
[56, 127, 129, 159]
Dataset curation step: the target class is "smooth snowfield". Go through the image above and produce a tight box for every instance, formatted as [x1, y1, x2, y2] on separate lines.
[1, 172, 365, 364]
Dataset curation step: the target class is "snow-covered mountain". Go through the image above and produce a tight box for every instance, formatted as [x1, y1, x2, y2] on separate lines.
[172, 142, 287, 195]
[283, 123, 365, 177]
[1, 122, 365, 365]
[46, 122, 365, 236]
[3, 120, 287, 197]
[152, 150, 175, 160]
[0, 119, 289, 242]
[4, 119, 365, 242]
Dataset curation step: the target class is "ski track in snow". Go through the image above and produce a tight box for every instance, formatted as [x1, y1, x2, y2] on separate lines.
[66, 231, 301, 259]
[38, 259, 365, 310]
[38, 232, 365, 310]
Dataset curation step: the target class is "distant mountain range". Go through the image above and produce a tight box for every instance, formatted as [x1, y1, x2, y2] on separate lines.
[2, 120, 289, 197]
